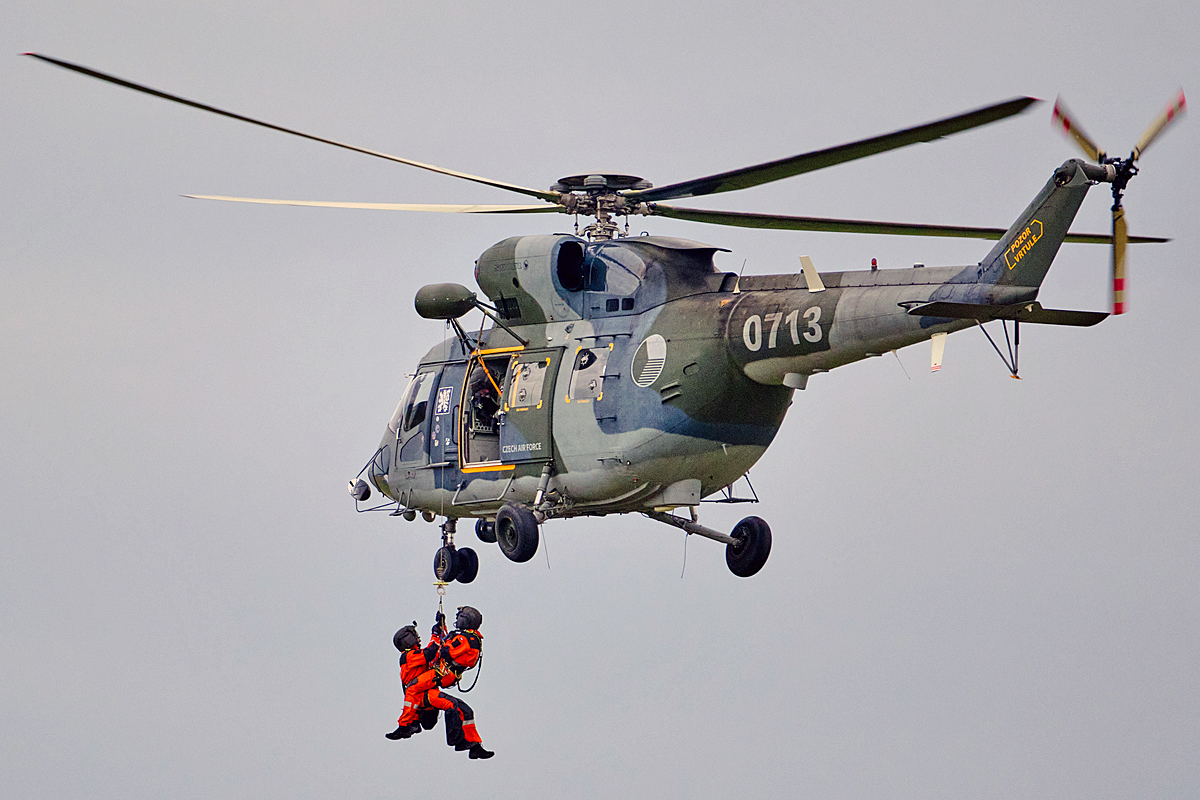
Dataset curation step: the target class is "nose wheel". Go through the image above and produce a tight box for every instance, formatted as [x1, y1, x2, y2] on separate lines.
[432, 518, 479, 583]
[433, 545, 479, 583]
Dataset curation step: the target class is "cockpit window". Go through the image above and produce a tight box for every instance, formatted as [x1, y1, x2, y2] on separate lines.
[389, 370, 437, 434]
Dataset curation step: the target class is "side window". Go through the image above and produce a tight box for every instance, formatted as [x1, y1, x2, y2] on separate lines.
[506, 358, 550, 410]
[398, 428, 426, 463]
[567, 345, 611, 402]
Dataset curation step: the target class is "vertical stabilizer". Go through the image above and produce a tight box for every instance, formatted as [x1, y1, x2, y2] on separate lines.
[979, 160, 1095, 288]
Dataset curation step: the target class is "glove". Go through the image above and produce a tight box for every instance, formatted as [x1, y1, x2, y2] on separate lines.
[435, 610, 446, 629]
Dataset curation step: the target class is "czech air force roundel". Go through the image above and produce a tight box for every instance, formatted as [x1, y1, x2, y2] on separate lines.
[631, 334, 666, 387]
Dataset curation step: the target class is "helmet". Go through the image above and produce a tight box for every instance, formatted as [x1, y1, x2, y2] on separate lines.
[393, 624, 420, 651]
[469, 366, 492, 394]
[455, 605, 483, 630]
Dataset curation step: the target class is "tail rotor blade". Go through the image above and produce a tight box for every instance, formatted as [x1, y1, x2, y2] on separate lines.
[1133, 90, 1187, 161]
[1112, 207, 1128, 315]
[1051, 97, 1105, 162]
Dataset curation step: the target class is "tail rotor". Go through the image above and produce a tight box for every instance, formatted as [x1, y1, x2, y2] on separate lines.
[1052, 91, 1186, 314]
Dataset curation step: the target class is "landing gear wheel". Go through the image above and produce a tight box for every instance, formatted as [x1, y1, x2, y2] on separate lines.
[726, 516, 772, 577]
[455, 547, 479, 583]
[433, 546, 460, 582]
[495, 502, 539, 563]
[475, 519, 497, 544]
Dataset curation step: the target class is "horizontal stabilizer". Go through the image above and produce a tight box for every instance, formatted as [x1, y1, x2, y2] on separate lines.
[907, 301, 1107, 327]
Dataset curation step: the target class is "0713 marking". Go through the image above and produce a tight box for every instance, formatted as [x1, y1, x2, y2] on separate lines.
[742, 307, 822, 352]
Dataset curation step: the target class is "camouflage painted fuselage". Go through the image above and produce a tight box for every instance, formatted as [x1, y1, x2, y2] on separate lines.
[369, 160, 1094, 521]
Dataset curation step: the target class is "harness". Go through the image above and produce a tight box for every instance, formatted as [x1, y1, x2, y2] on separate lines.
[435, 630, 483, 686]
[423, 592, 484, 692]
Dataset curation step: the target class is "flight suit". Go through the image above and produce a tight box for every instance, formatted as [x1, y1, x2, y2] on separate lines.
[395, 632, 445, 729]
[430, 628, 484, 748]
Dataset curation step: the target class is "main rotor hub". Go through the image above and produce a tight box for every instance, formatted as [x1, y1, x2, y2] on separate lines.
[550, 174, 652, 194]
[551, 175, 654, 241]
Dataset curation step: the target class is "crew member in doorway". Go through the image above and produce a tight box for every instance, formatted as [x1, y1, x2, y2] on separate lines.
[468, 366, 500, 431]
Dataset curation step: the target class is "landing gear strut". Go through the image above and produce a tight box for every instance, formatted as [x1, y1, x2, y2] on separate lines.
[647, 510, 773, 577]
[432, 518, 479, 584]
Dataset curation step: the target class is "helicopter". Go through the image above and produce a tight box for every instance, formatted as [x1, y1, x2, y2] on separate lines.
[26, 54, 1184, 581]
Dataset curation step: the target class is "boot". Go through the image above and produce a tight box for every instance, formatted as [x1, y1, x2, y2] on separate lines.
[385, 723, 420, 740]
[454, 739, 474, 751]
[468, 743, 495, 759]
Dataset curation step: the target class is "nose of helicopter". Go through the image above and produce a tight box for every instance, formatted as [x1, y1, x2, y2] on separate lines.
[349, 445, 395, 506]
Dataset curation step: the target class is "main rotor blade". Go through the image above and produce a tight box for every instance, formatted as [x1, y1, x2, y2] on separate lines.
[626, 97, 1039, 204]
[646, 204, 1167, 243]
[1051, 97, 1104, 162]
[24, 53, 562, 204]
[1133, 90, 1186, 161]
[184, 195, 562, 213]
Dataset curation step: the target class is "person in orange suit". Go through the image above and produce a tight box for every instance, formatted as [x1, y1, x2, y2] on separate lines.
[385, 622, 442, 740]
[386, 608, 493, 759]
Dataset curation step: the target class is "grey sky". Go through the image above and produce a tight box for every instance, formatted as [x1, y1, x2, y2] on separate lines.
[4, 2, 1199, 798]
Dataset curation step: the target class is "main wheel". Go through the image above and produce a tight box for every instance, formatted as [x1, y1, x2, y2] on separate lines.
[475, 519, 497, 544]
[726, 516, 772, 577]
[455, 547, 479, 583]
[495, 503, 539, 563]
[433, 546, 460, 582]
